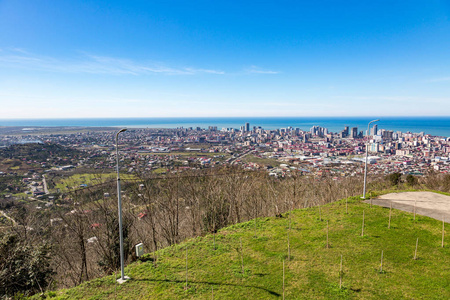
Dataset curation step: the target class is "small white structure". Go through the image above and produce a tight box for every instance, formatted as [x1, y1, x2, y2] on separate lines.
[87, 237, 98, 244]
[135, 243, 144, 257]
[50, 218, 62, 226]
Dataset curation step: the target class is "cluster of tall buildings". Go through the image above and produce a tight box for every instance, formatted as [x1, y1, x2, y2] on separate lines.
[308, 125, 364, 139]
[307, 124, 397, 142]
[336, 126, 364, 139]
[240, 122, 250, 132]
[310, 126, 328, 137]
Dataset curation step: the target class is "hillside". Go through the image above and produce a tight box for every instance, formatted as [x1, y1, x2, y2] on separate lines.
[37, 193, 450, 299]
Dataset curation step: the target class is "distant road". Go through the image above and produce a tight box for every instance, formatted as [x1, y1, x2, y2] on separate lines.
[228, 149, 255, 165]
[42, 175, 49, 194]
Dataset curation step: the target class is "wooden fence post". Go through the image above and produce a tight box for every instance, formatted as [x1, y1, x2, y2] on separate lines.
[388, 201, 392, 229]
[185, 245, 188, 289]
[361, 210, 365, 237]
[240, 237, 244, 274]
[380, 250, 384, 273]
[326, 220, 329, 248]
[283, 260, 285, 300]
[414, 238, 418, 260]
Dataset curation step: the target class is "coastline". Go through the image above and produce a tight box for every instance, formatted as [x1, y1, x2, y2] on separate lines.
[1, 116, 450, 137]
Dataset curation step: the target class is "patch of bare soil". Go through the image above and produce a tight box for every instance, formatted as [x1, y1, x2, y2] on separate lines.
[368, 191, 450, 222]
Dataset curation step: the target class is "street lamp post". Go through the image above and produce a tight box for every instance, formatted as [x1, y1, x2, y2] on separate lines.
[115, 128, 129, 283]
[362, 119, 379, 199]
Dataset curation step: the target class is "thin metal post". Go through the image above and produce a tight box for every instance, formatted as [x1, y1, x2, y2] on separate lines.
[116, 129, 128, 283]
[363, 119, 379, 199]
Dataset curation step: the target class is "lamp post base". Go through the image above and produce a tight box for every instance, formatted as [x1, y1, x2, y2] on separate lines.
[117, 276, 130, 284]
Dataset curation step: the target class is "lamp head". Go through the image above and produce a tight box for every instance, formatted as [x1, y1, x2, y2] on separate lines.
[118, 128, 127, 134]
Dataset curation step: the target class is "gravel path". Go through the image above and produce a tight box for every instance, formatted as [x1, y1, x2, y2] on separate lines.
[367, 191, 450, 223]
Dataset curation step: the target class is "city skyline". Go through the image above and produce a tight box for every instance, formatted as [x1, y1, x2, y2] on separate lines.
[1, 1, 450, 118]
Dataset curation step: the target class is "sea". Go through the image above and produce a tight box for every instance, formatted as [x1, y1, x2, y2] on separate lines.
[1, 117, 450, 137]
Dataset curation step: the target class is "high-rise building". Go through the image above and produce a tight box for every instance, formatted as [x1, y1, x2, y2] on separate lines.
[351, 127, 358, 138]
[382, 130, 394, 140]
[245, 122, 250, 132]
[371, 124, 378, 136]
[344, 126, 349, 137]
[370, 143, 379, 153]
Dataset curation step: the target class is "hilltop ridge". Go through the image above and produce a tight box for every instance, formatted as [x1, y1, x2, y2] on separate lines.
[35, 192, 450, 299]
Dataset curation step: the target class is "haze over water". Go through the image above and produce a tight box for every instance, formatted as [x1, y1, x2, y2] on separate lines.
[1, 117, 450, 137]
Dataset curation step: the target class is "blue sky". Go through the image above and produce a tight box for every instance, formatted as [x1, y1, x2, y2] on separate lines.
[1, 0, 449, 118]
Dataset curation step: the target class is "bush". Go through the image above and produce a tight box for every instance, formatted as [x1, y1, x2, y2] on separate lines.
[386, 173, 402, 186]
[406, 174, 418, 186]
[0, 232, 54, 297]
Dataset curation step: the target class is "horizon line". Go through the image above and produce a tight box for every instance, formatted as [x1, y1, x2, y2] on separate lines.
[1, 115, 450, 121]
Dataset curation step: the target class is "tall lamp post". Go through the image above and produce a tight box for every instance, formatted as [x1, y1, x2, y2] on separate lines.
[115, 128, 129, 283]
[362, 119, 379, 199]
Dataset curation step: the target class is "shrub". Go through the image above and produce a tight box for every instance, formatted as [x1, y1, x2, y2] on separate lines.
[406, 174, 418, 186]
[0, 232, 54, 297]
[386, 172, 402, 186]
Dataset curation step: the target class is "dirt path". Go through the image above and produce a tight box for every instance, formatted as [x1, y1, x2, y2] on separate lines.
[0, 210, 17, 226]
[42, 175, 49, 194]
[367, 191, 450, 222]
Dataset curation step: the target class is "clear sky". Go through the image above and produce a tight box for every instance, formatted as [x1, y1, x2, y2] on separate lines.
[1, 0, 450, 118]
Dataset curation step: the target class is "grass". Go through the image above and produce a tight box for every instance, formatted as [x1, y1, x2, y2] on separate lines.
[35, 193, 450, 299]
[242, 154, 281, 167]
[141, 152, 229, 158]
[153, 168, 168, 174]
[54, 173, 134, 192]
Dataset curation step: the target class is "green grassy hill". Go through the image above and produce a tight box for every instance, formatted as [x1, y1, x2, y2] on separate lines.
[39, 194, 450, 299]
